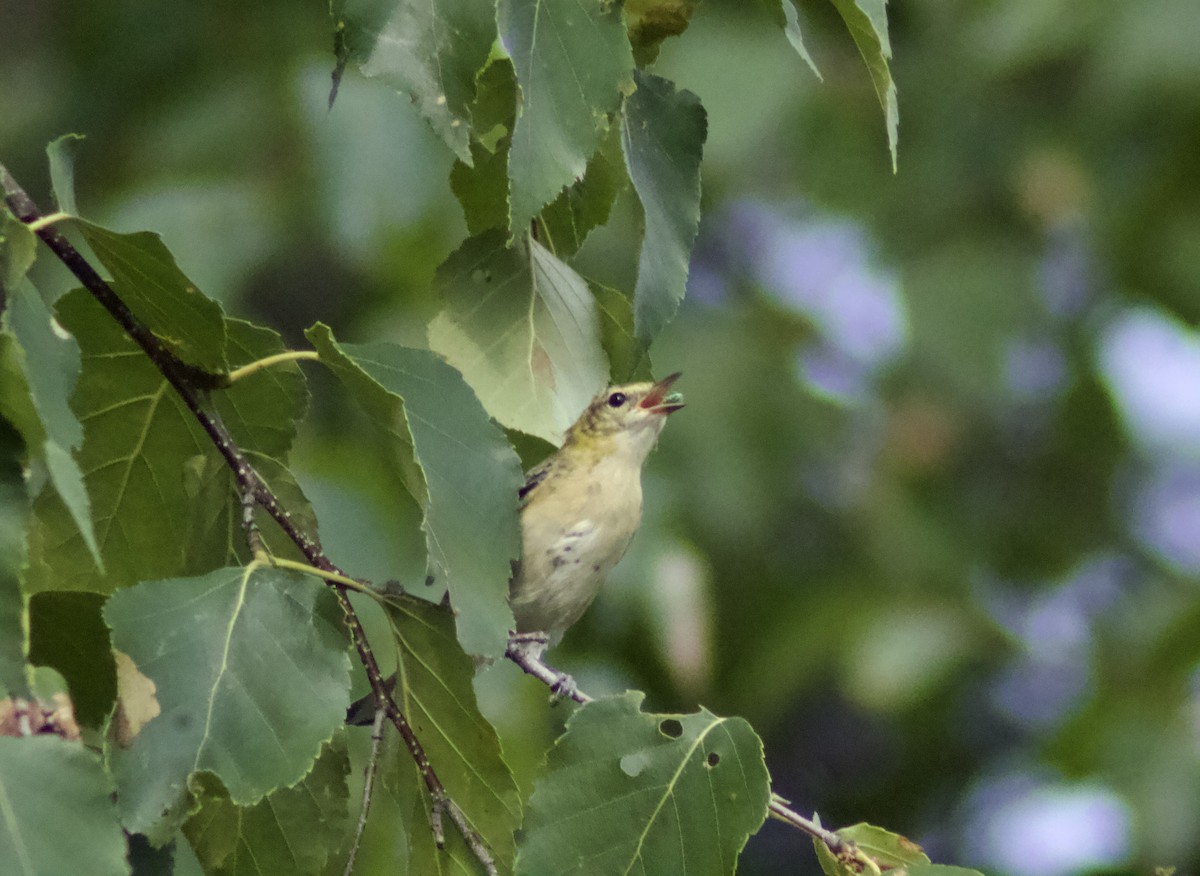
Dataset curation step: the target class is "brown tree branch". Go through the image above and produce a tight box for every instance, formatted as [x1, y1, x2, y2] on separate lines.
[1, 163, 495, 876]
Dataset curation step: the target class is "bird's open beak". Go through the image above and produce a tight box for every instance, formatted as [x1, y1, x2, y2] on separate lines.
[639, 372, 685, 414]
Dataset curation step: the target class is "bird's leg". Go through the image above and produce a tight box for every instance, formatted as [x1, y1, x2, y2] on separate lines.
[505, 630, 550, 662]
[504, 631, 590, 704]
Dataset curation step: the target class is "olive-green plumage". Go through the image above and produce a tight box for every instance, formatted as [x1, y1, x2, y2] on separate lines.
[346, 374, 682, 724]
[509, 373, 684, 639]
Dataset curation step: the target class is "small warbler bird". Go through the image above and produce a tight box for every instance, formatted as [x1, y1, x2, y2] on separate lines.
[348, 373, 682, 721]
[510, 372, 685, 642]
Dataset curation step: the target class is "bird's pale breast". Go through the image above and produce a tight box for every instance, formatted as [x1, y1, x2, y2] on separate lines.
[509, 453, 644, 636]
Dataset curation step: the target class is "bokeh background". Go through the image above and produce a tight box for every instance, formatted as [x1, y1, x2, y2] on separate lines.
[3, 1, 1199, 874]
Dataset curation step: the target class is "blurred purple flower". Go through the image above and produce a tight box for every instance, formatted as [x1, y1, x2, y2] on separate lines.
[984, 555, 1128, 728]
[963, 772, 1132, 876]
[1099, 307, 1200, 454]
[1005, 336, 1068, 401]
[1039, 223, 1095, 319]
[1131, 463, 1200, 573]
[755, 213, 906, 368]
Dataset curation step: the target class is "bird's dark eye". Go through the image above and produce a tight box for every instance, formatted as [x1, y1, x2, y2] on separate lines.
[607, 392, 627, 408]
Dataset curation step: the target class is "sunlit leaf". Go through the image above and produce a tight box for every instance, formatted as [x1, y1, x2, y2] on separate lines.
[499, 0, 634, 233]
[104, 566, 351, 843]
[428, 230, 608, 443]
[331, 0, 495, 162]
[308, 324, 523, 658]
[517, 692, 770, 875]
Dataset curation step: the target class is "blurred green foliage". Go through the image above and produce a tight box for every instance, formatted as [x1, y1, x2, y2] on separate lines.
[3, 0, 1199, 874]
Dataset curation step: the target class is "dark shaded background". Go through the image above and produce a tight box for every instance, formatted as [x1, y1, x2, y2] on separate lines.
[3, 1, 1198, 873]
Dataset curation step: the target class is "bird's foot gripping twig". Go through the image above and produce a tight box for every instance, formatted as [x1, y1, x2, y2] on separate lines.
[504, 632, 592, 705]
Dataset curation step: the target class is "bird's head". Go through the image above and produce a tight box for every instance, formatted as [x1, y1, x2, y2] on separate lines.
[566, 372, 684, 462]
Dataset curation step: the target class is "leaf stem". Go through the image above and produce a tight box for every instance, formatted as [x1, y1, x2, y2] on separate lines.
[269, 557, 381, 600]
[227, 350, 320, 383]
[26, 210, 71, 232]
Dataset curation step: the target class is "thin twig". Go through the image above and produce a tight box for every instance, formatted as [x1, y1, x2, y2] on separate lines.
[343, 707, 386, 876]
[507, 646, 878, 872]
[1, 165, 494, 876]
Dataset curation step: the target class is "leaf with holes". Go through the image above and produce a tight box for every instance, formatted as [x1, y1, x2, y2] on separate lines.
[104, 566, 351, 844]
[517, 691, 770, 875]
[428, 229, 608, 443]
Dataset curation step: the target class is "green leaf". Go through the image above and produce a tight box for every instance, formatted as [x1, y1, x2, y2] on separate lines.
[104, 566, 351, 843]
[77, 221, 229, 371]
[202, 318, 317, 566]
[0, 525, 24, 699]
[622, 71, 706, 343]
[592, 281, 651, 383]
[814, 834, 854, 876]
[539, 125, 626, 258]
[763, 0, 822, 79]
[450, 57, 520, 235]
[836, 822, 930, 867]
[23, 291, 310, 595]
[0, 205, 37, 289]
[901, 867, 988, 876]
[3, 278, 101, 566]
[366, 594, 523, 874]
[0, 736, 129, 876]
[428, 230, 609, 443]
[27, 591, 116, 728]
[331, 0, 496, 163]
[625, 0, 698, 65]
[46, 133, 86, 216]
[184, 738, 350, 876]
[516, 692, 771, 875]
[499, 0, 634, 233]
[307, 324, 523, 658]
[828, 0, 899, 169]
